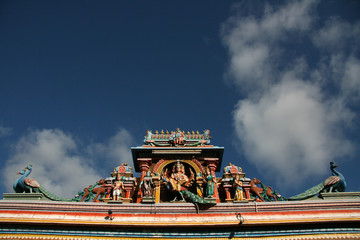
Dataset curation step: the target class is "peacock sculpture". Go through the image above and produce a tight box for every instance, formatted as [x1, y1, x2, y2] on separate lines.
[13, 168, 28, 193]
[288, 162, 346, 201]
[13, 165, 73, 201]
[22, 165, 42, 192]
[328, 161, 346, 192]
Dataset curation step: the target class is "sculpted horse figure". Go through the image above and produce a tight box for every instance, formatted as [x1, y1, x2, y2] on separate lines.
[261, 184, 278, 201]
[80, 179, 107, 202]
[249, 178, 278, 202]
[250, 178, 265, 201]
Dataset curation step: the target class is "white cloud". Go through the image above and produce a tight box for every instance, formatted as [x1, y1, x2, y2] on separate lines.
[3, 129, 101, 198]
[342, 56, 360, 98]
[311, 18, 360, 100]
[312, 18, 360, 53]
[234, 79, 353, 187]
[222, 0, 358, 189]
[87, 128, 134, 171]
[3, 128, 134, 198]
[221, 0, 316, 92]
[0, 125, 12, 138]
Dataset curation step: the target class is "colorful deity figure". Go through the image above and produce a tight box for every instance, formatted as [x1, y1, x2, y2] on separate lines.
[140, 170, 154, 197]
[234, 175, 245, 201]
[205, 168, 216, 198]
[224, 163, 242, 174]
[169, 128, 186, 146]
[224, 163, 232, 173]
[113, 163, 132, 176]
[203, 129, 211, 144]
[112, 175, 124, 201]
[169, 161, 194, 201]
[144, 130, 153, 145]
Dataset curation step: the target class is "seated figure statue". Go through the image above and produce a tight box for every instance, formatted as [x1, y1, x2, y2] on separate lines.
[168, 161, 194, 201]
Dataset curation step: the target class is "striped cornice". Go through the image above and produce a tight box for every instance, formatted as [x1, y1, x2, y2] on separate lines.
[0, 199, 359, 239]
[0, 200, 359, 227]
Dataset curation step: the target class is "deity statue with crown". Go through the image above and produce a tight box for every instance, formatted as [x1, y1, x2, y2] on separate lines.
[165, 160, 195, 201]
[169, 128, 186, 146]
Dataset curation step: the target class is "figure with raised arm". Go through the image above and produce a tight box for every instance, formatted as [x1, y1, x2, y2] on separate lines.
[169, 160, 194, 201]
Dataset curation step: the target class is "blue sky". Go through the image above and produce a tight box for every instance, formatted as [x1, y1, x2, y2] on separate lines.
[1, 0, 359, 198]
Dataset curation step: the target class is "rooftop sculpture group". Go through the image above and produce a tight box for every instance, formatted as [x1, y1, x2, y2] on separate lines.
[144, 128, 211, 147]
[13, 165, 72, 201]
[11, 129, 347, 204]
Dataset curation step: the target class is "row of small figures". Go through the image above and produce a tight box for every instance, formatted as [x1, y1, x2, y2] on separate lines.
[152, 130, 201, 135]
[151, 133, 206, 140]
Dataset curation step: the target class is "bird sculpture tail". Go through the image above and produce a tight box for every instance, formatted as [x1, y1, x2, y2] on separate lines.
[287, 182, 324, 201]
[34, 185, 73, 201]
[181, 190, 215, 205]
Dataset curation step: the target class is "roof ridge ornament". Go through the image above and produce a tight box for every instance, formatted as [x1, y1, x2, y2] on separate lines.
[143, 129, 211, 147]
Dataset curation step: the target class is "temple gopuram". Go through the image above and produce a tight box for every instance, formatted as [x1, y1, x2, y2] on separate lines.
[1, 129, 360, 239]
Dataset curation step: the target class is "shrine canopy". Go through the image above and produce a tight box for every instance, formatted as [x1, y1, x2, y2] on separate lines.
[131, 129, 224, 172]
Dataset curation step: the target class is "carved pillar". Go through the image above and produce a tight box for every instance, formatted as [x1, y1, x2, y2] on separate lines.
[222, 178, 233, 203]
[136, 158, 152, 203]
[196, 176, 205, 197]
[153, 176, 161, 203]
[123, 177, 136, 203]
[242, 178, 252, 200]
[204, 158, 220, 203]
[138, 158, 152, 180]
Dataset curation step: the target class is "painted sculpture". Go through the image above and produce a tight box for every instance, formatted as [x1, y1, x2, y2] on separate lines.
[76, 163, 135, 203]
[13, 168, 29, 193]
[113, 163, 132, 174]
[168, 161, 195, 201]
[233, 175, 245, 201]
[288, 161, 346, 201]
[144, 129, 211, 147]
[13, 165, 72, 201]
[160, 161, 214, 205]
[169, 128, 186, 146]
[112, 175, 125, 201]
[259, 181, 278, 201]
[22, 165, 41, 192]
[14, 160, 344, 203]
[204, 168, 216, 198]
[139, 171, 154, 197]
[79, 179, 110, 202]
[249, 178, 283, 202]
[13, 165, 40, 193]
[10, 129, 348, 205]
[223, 163, 242, 175]
[249, 178, 266, 201]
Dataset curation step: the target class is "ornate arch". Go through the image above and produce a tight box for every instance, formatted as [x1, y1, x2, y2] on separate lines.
[153, 159, 203, 176]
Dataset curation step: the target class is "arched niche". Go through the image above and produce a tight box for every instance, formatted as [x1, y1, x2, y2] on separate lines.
[153, 159, 204, 176]
[154, 160, 201, 203]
